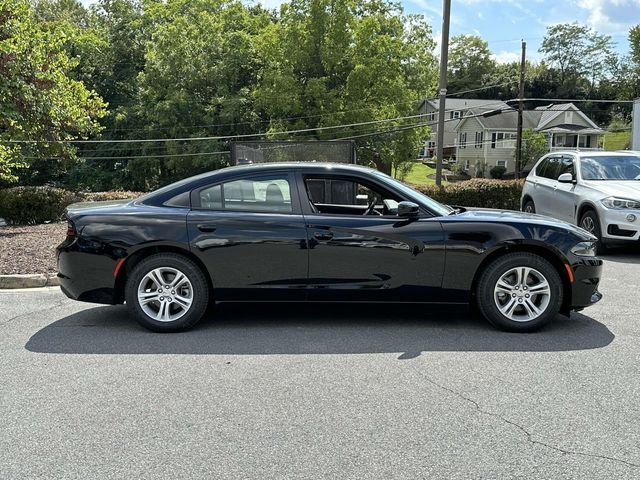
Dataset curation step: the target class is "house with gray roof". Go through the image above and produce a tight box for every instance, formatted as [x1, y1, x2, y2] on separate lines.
[454, 102, 604, 177]
[417, 98, 510, 159]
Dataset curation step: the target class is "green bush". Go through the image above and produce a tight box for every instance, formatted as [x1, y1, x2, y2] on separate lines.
[0, 187, 141, 225]
[0, 187, 83, 225]
[82, 191, 143, 202]
[489, 165, 507, 179]
[413, 178, 525, 211]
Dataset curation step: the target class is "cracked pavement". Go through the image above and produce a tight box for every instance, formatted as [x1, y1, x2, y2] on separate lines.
[1, 252, 639, 479]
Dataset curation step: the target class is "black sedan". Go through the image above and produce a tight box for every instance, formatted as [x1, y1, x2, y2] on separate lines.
[57, 163, 603, 332]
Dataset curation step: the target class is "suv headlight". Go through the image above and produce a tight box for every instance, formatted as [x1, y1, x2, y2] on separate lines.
[600, 197, 640, 209]
[570, 241, 597, 257]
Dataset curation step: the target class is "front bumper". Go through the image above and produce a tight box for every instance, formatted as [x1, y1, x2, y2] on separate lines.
[600, 207, 640, 242]
[569, 255, 603, 310]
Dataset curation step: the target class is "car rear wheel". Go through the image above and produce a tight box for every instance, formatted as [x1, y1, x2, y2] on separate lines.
[579, 210, 607, 254]
[476, 253, 562, 332]
[523, 200, 536, 214]
[125, 253, 209, 332]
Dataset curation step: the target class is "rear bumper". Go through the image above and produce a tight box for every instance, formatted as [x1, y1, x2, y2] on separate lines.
[569, 256, 603, 310]
[57, 239, 122, 305]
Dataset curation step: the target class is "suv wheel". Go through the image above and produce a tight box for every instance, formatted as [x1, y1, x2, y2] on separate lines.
[579, 210, 607, 254]
[476, 253, 562, 332]
[125, 253, 209, 332]
[523, 200, 536, 214]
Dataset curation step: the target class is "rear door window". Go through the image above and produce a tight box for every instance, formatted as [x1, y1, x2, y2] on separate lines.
[197, 175, 293, 213]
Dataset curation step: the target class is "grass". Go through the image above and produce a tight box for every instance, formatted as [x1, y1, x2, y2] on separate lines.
[400, 162, 447, 186]
[603, 131, 631, 151]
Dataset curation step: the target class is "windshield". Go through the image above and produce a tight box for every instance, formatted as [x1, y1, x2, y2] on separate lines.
[371, 170, 453, 216]
[580, 155, 640, 180]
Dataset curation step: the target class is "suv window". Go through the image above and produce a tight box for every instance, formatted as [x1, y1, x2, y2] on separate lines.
[558, 156, 575, 177]
[198, 175, 292, 213]
[537, 156, 561, 179]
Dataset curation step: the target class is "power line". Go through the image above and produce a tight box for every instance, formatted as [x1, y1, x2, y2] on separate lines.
[517, 98, 635, 104]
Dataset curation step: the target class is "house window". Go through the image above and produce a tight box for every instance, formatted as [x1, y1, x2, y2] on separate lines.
[497, 160, 507, 168]
[475, 131, 483, 149]
[564, 111, 574, 124]
[459, 132, 467, 149]
[491, 132, 517, 149]
[427, 141, 436, 149]
[465, 159, 470, 170]
[578, 136, 589, 148]
[426, 112, 436, 122]
[450, 111, 461, 119]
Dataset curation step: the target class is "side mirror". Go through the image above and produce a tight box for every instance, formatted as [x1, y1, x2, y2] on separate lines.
[557, 173, 575, 184]
[397, 201, 419, 217]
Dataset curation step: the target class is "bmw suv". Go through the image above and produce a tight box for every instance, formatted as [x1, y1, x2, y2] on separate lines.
[521, 151, 640, 251]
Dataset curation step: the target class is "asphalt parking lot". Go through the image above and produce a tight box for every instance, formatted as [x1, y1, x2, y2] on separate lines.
[1, 253, 639, 479]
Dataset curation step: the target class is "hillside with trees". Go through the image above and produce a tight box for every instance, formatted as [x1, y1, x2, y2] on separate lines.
[1, 0, 638, 191]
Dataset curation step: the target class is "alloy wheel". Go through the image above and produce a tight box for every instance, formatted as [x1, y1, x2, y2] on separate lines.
[581, 216, 596, 234]
[493, 266, 551, 322]
[137, 267, 193, 322]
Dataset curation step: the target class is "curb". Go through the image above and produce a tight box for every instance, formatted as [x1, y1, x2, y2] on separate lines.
[0, 274, 61, 289]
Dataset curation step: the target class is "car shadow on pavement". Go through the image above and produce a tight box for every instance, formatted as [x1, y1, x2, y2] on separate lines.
[25, 303, 614, 358]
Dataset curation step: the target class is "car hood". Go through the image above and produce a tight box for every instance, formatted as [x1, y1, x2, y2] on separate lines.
[446, 208, 596, 241]
[581, 180, 640, 200]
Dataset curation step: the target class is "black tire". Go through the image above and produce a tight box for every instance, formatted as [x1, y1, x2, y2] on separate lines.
[579, 210, 607, 254]
[522, 200, 536, 214]
[125, 253, 209, 332]
[476, 252, 563, 333]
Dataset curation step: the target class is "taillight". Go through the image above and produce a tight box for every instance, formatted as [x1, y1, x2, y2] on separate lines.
[66, 220, 77, 238]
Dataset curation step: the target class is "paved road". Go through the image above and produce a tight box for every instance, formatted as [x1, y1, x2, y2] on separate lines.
[1, 253, 639, 479]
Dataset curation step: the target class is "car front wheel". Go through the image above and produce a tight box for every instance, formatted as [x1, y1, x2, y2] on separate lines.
[579, 210, 607, 254]
[125, 253, 209, 332]
[476, 253, 563, 332]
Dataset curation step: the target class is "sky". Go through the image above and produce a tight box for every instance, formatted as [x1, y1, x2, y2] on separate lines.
[80, 0, 640, 63]
[254, 0, 640, 62]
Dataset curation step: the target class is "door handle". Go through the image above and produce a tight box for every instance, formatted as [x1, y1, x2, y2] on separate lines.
[313, 231, 334, 241]
[197, 224, 217, 232]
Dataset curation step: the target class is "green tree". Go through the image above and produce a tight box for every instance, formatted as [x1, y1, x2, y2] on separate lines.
[254, 0, 437, 173]
[518, 129, 548, 175]
[539, 23, 615, 95]
[447, 34, 496, 94]
[117, 0, 271, 190]
[0, 0, 106, 184]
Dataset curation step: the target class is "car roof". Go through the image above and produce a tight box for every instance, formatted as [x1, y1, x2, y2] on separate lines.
[552, 151, 640, 158]
[215, 162, 376, 174]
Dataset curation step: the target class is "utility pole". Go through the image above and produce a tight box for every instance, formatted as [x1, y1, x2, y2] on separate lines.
[435, 0, 452, 186]
[632, 98, 639, 150]
[515, 40, 526, 179]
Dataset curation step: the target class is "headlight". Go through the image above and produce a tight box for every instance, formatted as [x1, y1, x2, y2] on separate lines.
[570, 241, 597, 257]
[600, 197, 640, 209]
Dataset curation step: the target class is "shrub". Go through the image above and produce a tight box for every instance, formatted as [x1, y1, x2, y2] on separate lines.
[0, 187, 83, 225]
[0, 188, 142, 225]
[489, 165, 507, 179]
[413, 178, 525, 211]
[83, 191, 143, 202]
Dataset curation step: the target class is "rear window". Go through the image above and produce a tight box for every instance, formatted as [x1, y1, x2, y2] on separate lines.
[197, 175, 293, 213]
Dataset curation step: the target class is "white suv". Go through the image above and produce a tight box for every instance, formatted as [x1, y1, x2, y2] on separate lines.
[521, 151, 640, 250]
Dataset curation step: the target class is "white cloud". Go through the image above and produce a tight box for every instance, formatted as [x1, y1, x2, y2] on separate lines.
[492, 50, 520, 63]
[575, 0, 640, 32]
